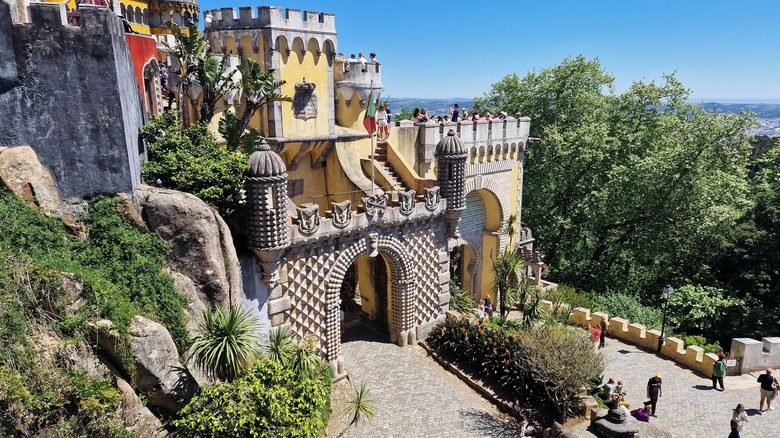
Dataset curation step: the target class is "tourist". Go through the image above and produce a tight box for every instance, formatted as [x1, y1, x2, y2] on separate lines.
[472, 114, 480, 122]
[712, 352, 727, 390]
[336, 52, 345, 62]
[476, 299, 487, 321]
[646, 373, 662, 417]
[604, 377, 616, 397]
[435, 116, 443, 123]
[728, 419, 740, 438]
[732, 403, 748, 431]
[385, 102, 392, 137]
[599, 318, 608, 348]
[419, 108, 428, 123]
[348, 54, 358, 63]
[369, 52, 379, 64]
[412, 108, 420, 123]
[358, 52, 367, 64]
[588, 324, 601, 351]
[614, 380, 630, 408]
[757, 367, 779, 411]
[376, 102, 388, 141]
[484, 294, 492, 317]
[630, 403, 652, 423]
[443, 115, 450, 123]
[449, 103, 460, 122]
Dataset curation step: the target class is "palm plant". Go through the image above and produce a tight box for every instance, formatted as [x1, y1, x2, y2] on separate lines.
[165, 22, 208, 128]
[290, 334, 328, 379]
[228, 60, 291, 149]
[491, 249, 524, 318]
[187, 305, 261, 382]
[199, 54, 238, 122]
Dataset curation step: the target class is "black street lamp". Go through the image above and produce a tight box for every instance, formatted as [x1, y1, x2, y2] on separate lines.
[657, 285, 675, 354]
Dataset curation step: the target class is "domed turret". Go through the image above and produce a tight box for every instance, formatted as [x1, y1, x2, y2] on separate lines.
[435, 130, 467, 212]
[246, 140, 290, 251]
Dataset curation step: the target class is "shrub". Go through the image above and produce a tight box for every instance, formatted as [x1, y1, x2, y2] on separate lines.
[174, 360, 331, 437]
[590, 292, 663, 330]
[449, 284, 477, 315]
[141, 113, 248, 217]
[683, 335, 723, 354]
[668, 285, 744, 345]
[427, 316, 604, 422]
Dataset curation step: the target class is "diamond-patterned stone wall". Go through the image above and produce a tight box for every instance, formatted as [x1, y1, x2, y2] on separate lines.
[284, 250, 336, 354]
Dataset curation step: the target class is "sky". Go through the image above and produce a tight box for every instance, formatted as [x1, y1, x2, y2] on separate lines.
[198, 0, 780, 102]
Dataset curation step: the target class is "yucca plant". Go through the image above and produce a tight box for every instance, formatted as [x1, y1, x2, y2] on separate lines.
[290, 334, 327, 379]
[188, 305, 261, 382]
[345, 383, 376, 428]
[265, 325, 296, 364]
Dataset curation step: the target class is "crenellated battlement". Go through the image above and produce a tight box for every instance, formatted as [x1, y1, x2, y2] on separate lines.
[204, 6, 336, 34]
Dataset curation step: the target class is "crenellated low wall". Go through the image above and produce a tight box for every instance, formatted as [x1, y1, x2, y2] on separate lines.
[731, 337, 780, 374]
[566, 306, 718, 376]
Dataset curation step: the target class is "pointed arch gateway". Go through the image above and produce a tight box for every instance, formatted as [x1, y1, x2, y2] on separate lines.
[325, 234, 417, 377]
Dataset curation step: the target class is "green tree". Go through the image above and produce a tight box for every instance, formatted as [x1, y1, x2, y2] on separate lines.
[187, 305, 262, 382]
[199, 54, 238, 123]
[165, 22, 209, 128]
[477, 56, 755, 298]
[491, 250, 523, 318]
[227, 60, 291, 150]
[140, 113, 248, 217]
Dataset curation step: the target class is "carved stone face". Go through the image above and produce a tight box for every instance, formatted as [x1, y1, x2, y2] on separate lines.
[399, 190, 416, 215]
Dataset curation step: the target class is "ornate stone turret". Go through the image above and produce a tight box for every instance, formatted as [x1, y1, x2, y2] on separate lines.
[435, 129, 467, 212]
[246, 140, 290, 253]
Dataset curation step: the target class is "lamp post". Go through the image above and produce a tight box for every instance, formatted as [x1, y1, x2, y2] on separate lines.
[657, 285, 675, 354]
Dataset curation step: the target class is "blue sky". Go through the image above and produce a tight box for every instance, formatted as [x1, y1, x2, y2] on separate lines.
[198, 0, 780, 102]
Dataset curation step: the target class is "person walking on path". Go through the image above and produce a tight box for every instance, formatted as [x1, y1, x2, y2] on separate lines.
[588, 324, 601, 351]
[712, 353, 727, 390]
[599, 318, 608, 348]
[646, 373, 662, 417]
[757, 367, 779, 411]
[728, 419, 741, 438]
[731, 403, 748, 432]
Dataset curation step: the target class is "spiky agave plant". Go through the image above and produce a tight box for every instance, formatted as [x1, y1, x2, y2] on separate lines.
[188, 305, 261, 382]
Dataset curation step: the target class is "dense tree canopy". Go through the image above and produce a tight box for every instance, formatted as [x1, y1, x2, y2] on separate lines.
[472, 56, 780, 346]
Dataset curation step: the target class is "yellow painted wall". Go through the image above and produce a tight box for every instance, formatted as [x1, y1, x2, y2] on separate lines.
[480, 232, 498, 302]
[283, 145, 330, 213]
[336, 94, 366, 131]
[278, 38, 329, 137]
[355, 254, 391, 328]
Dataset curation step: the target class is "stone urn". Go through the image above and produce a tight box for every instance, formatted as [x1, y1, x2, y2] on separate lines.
[593, 406, 640, 438]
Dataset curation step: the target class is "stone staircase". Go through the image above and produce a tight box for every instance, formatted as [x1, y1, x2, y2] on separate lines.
[373, 141, 406, 192]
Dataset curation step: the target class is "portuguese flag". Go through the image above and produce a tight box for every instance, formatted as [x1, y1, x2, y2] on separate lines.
[363, 89, 376, 135]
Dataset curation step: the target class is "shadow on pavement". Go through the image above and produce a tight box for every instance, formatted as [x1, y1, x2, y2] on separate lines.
[459, 408, 521, 437]
[692, 385, 715, 391]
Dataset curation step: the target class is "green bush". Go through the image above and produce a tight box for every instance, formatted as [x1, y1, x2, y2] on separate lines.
[174, 360, 331, 437]
[449, 284, 477, 315]
[141, 113, 248, 217]
[682, 335, 723, 354]
[427, 316, 603, 422]
[590, 292, 663, 330]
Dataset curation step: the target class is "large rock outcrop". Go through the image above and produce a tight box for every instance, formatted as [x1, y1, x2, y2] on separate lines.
[128, 315, 199, 413]
[137, 185, 241, 307]
[0, 145, 61, 212]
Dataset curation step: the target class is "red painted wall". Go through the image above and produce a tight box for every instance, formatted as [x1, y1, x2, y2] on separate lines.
[125, 34, 158, 105]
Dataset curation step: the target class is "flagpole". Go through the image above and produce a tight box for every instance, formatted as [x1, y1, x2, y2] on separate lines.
[370, 80, 375, 195]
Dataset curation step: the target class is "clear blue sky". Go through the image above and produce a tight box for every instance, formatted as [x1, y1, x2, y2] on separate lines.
[198, 0, 780, 102]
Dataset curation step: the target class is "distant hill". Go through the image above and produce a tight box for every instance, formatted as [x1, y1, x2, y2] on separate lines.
[386, 98, 780, 136]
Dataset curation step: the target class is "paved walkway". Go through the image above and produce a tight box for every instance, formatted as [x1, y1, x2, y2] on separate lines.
[603, 337, 773, 438]
[332, 323, 519, 437]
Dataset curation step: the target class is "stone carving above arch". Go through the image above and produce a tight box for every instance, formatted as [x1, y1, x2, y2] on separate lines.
[424, 187, 440, 211]
[295, 203, 320, 235]
[399, 190, 416, 215]
[361, 193, 387, 219]
[330, 200, 351, 228]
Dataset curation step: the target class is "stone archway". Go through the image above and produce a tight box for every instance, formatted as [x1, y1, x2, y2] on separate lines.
[325, 233, 416, 377]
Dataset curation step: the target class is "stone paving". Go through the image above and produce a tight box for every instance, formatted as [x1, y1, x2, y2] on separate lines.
[602, 336, 775, 438]
[334, 323, 520, 438]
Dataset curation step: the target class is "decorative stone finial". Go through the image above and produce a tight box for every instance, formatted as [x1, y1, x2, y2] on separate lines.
[435, 129, 467, 157]
[247, 139, 286, 178]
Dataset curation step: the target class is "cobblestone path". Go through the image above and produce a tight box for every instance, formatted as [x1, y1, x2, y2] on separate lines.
[334, 324, 520, 438]
[603, 337, 774, 438]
